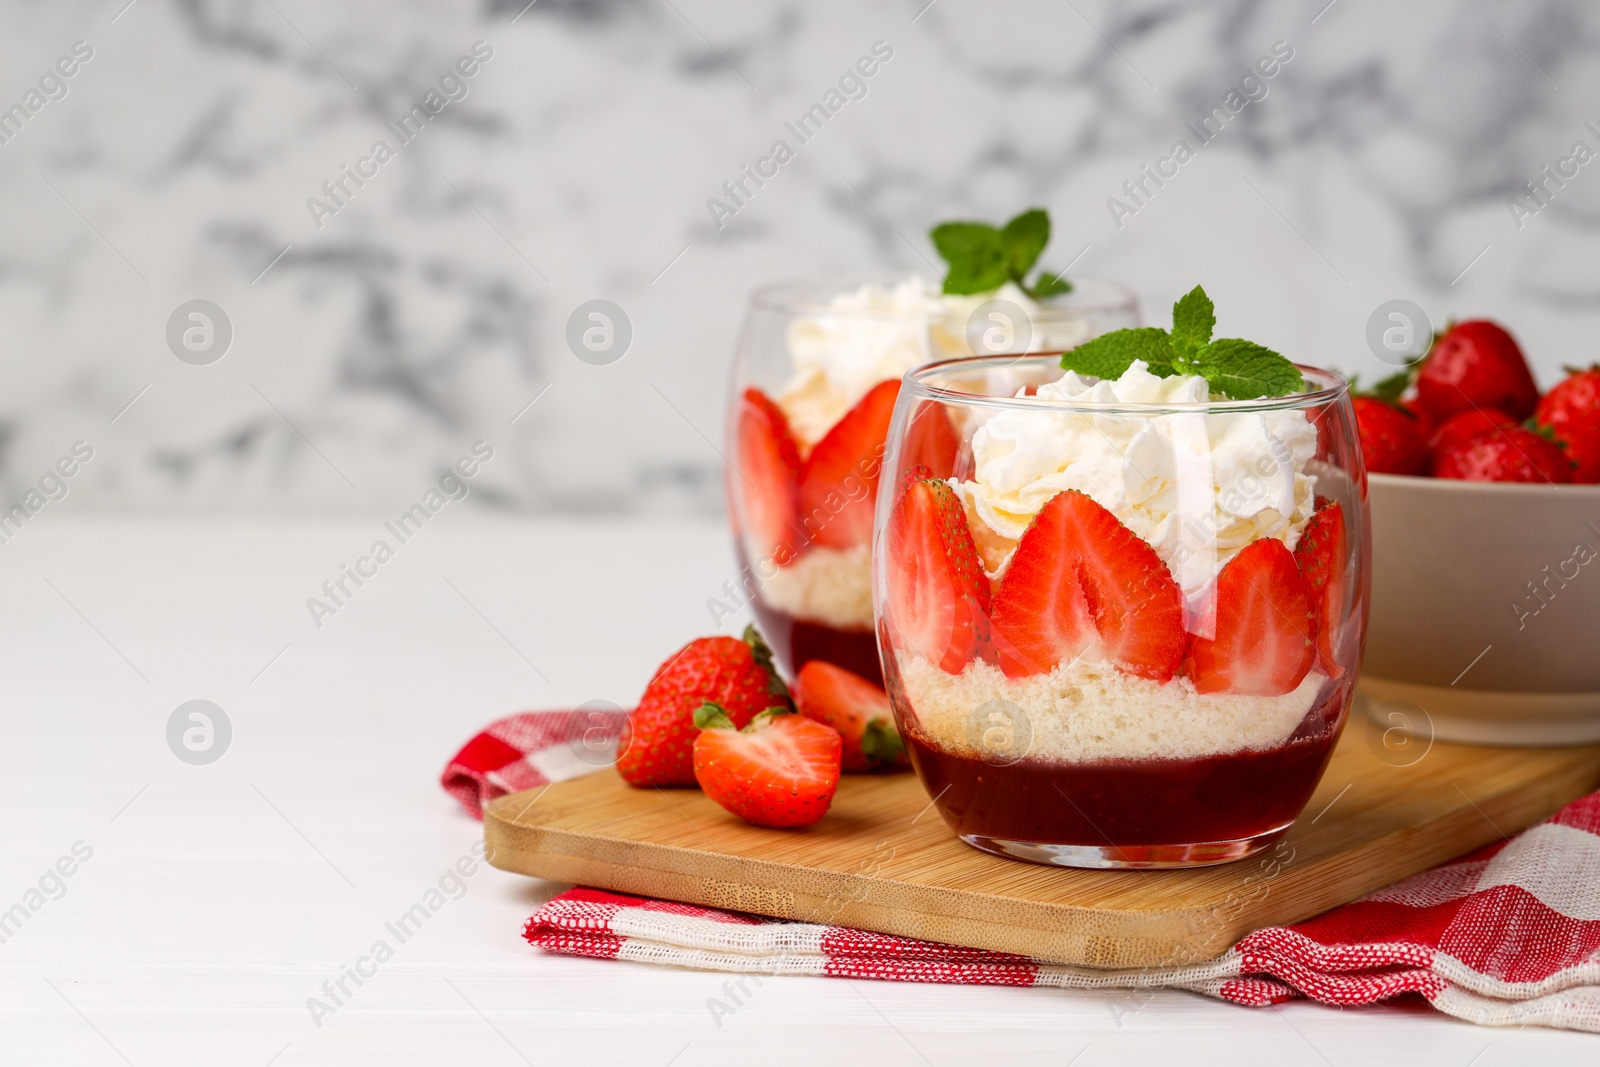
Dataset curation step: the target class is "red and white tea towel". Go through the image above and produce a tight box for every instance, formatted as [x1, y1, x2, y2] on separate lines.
[444, 710, 1600, 1033]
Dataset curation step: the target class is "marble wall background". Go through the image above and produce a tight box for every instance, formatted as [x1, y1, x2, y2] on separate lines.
[0, 0, 1595, 515]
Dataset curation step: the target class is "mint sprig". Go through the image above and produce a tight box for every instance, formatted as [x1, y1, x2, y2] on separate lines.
[1058, 285, 1305, 400]
[930, 208, 1073, 300]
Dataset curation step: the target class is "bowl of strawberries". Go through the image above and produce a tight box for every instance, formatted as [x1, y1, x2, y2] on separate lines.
[1353, 319, 1600, 745]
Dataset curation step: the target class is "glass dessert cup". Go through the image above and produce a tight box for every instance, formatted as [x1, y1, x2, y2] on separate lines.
[727, 276, 1139, 685]
[873, 355, 1370, 868]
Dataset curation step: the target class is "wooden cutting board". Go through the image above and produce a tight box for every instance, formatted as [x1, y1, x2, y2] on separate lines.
[485, 724, 1600, 968]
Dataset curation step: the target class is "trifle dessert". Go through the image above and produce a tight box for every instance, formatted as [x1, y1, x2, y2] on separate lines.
[875, 286, 1368, 867]
[728, 209, 1138, 683]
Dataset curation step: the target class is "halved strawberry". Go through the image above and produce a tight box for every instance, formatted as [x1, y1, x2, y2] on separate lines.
[794, 661, 907, 772]
[692, 704, 842, 828]
[990, 490, 1186, 681]
[1294, 502, 1346, 677]
[900, 401, 961, 482]
[736, 388, 805, 566]
[883, 478, 991, 674]
[1186, 538, 1315, 696]
[797, 379, 900, 549]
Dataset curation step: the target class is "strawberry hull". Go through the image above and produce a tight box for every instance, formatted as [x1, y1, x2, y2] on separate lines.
[903, 689, 1347, 865]
[748, 594, 883, 687]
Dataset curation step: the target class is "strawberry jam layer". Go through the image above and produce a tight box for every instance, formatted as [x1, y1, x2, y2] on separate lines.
[904, 716, 1342, 848]
[751, 597, 882, 687]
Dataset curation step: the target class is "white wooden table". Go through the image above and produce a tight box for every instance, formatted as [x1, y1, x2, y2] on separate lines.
[2, 517, 1592, 1065]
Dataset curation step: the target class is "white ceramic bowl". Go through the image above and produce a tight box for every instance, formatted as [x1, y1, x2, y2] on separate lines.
[1360, 473, 1600, 745]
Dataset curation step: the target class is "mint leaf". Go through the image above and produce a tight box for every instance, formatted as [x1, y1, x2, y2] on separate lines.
[931, 221, 1009, 294]
[1170, 285, 1215, 363]
[1001, 208, 1050, 279]
[1026, 270, 1072, 300]
[1059, 328, 1175, 381]
[1193, 338, 1304, 399]
[931, 209, 1074, 299]
[930, 221, 1003, 263]
[944, 256, 1011, 295]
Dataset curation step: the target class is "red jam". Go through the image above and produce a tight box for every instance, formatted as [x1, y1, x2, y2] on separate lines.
[749, 595, 882, 686]
[903, 693, 1348, 849]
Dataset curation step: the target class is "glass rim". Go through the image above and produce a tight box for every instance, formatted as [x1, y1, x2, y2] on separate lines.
[748, 274, 1139, 319]
[902, 354, 1350, 414]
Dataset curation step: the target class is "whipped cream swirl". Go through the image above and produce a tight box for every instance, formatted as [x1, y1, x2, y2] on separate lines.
[776, 277, 1089, 448]
[953, 361, 1318, 612]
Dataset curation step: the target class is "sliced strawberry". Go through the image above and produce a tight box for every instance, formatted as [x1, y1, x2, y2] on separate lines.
[1294, 502, 1346, 678]
[736, 388, 805, 566]
[883, 478, 991, 674]
[990, 490, 1185, 681]
[1186, 538, 1316, 696]
[797, 379, 900, 549]
[692, 704, 842, 828]
[794, 661, 907, 772]
[900, 401, 961, 482]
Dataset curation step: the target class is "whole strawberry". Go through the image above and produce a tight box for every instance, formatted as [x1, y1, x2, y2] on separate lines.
[1534, 367, 1600, 483]
[1415, 320, 1540, 422]
[692, 704, 841, 828]
[1427, 408, 1515, 454]
[616, 626, 790, 787]
[1352, 396, 1429, 476]
[1432, 426, 1573, 484]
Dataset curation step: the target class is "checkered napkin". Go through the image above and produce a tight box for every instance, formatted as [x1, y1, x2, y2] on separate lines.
[443, 710, 1600, 1033]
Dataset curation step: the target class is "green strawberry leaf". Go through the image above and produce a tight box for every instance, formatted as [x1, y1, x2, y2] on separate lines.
[1058, 327, 1176, 381]
[1528, 420, 1566, 447]
[693, 702, 735, 731]
[1193, 338, 1304, 399]
[743, 623, 774, 668]
[1001, 208, 1050, 279]
[747, 705, 796, 730]
[1370, 367, 1415, 404]
[743, 624, 792, 705]
[1170, 285, 1215, 363]
[860, 718, 906, 768]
